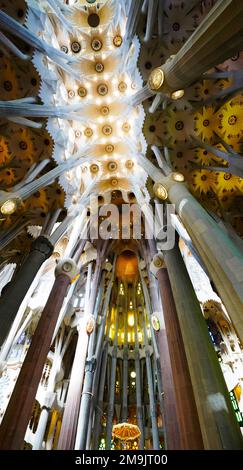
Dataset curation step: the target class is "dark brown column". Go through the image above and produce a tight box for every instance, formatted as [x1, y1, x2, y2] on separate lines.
[146, 261, 182, 449]
[0, 259, 78, 450]
[157, 267, 204, 450]
[0, 236, 53, 347]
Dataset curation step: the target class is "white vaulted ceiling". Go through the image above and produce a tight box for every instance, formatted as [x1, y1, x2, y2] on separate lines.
[26, 0, 148, 210]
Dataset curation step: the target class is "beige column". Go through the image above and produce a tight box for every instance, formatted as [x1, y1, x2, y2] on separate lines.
[138, 154, 243, 341]
[148, 0, 243, 95]
[164, 243, 243, 449]
[57, 263, 93, 450]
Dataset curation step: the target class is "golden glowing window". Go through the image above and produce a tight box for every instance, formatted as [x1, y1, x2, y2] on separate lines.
[119, 284, 124, 295]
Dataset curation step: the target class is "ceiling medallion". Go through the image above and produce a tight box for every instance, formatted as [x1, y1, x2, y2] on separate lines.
[228, 115, 237, 125]
[102, 125, 112, 135]
[88, 13, 100, 28]
[122, 122, 131, 132]
[153, 183, 168, 200]
[97, 83, 108, 95]
[91, 38, 102, 51]
[75, 130, 82, 138]
[100, 105, 109, 116]
[148, 67, 164, 91]
[95, 62, 104, 73]
[151, 314, 160, 332]
[84, 127, 93, 137]
[111, 178, 118, 187]
[105, 144, 114, 153]
[61, 45, 68, 54]
[113, 35, 123, 47]
[4, 81, 13, 91]
[19, 141, 27, 150]
[118, 81, 127, 92]
[131, 82, 136, 90]
[125, 160, 134, 169]
[90, 164, 99, 173]
[78, 86, 87, 98]
[71, 41, 81, 53]
[107, 161, 117, 172]
[68, 89, 75, 99]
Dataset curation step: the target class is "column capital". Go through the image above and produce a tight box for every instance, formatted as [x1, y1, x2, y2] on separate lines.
[148, 1, 243, 93]
[55, 258, 79, 282]
[150, 252, 165, 277]
[148, 56, 179, 97]
[31, 235, 54, 259]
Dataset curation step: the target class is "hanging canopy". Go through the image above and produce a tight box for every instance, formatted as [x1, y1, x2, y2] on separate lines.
[112, 423, 141, 441]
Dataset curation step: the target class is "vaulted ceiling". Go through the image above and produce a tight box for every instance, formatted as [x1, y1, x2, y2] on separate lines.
[0, 0, 242, 265]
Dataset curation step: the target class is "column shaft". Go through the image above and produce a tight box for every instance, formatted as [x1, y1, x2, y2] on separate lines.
[134, 308, 144, 450]
[157, 267, 204, 449]
[75, 272, 113, 449]
[164, 243, 243, 449]
[58, 262, 95, 449]
[75, 358, 96, 450]
[105, 308, 119, 450]
[0, 273, 70, 449]
[121, 288, 128, 422]
[0, 236, 53, 346]
[145, 350, 160, 450]
[105, 347, 117, 450]
[143, 313, 160, 450]
[150, 0, 243, 93]
[138, 155, 243, 341]
[93, 343, 109, 449]
[168, 183, 243, 340]
[32, 407, 49, 450]
[144, 242, 182, 449]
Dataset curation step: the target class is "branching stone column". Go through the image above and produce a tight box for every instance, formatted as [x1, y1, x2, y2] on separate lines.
[164, 242, 243, 450]
[57, 262, 93, 450]
[58, 249, 104, 450]
[147, 0, 243, 95]
[0, 235, 53, 347]
[125, 0, 142, 42]
[0, 258, 78, 450]
[138, 154, 243, 341]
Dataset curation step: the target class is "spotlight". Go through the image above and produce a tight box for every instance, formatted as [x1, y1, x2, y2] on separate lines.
[171, 172, 185, 182]
[171, 89, 184, 100]
[153, 183, 168, 200]
[0, 199, 17, 215]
